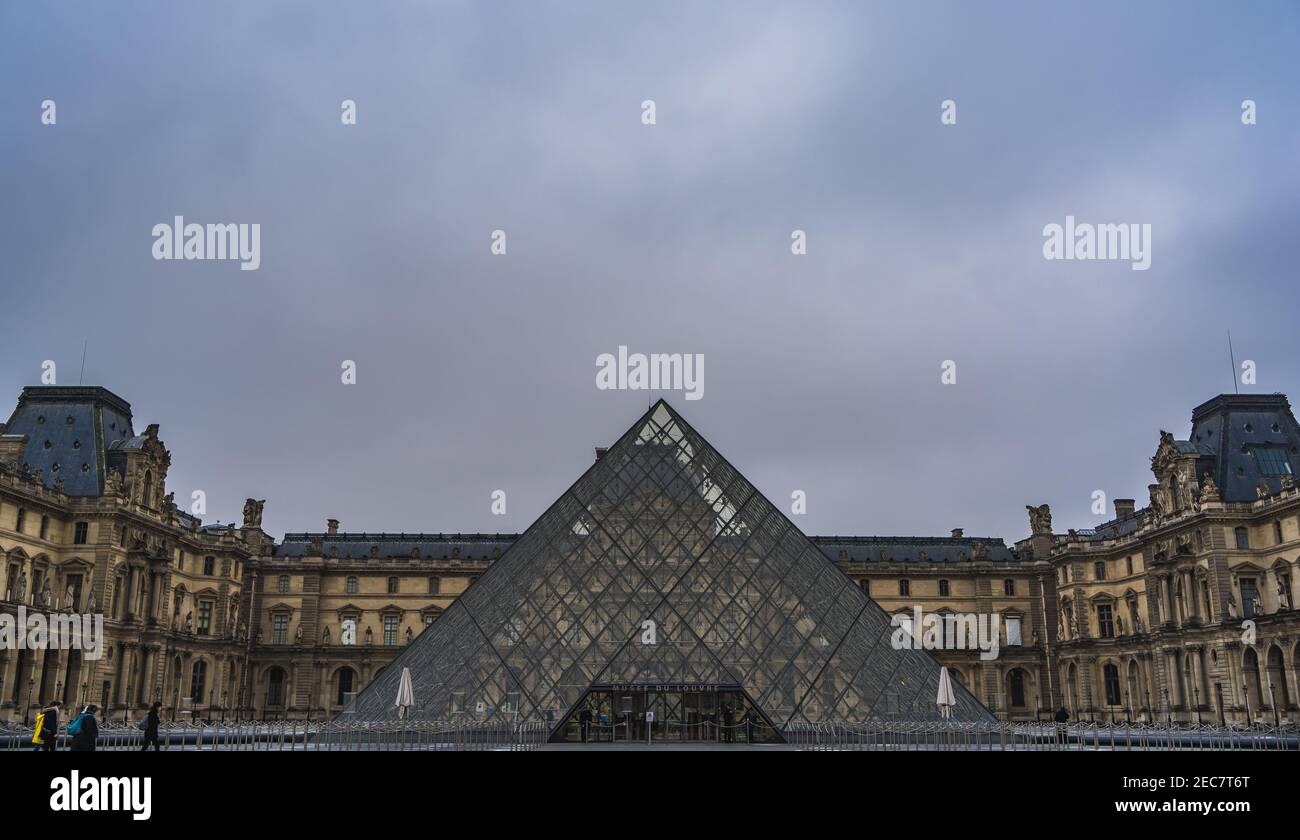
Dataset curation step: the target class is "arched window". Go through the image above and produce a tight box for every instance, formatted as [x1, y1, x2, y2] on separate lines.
[189, 660, 208, 703]
[1009, 668, 1027, 707]
[346, 576, 358, 595]
[266, 668, 286, 707]
[278, 575, 290, 594]
[1103, 663, 1122, 707]
[336, 668, 356, 706]
[387, 576, 399, 594]
[142, 470, 154, 507]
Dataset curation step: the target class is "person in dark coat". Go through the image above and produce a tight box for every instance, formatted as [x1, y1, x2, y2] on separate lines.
[140, 701, 162, 751]
[578, 706, 593, 743]
[1053, 706, 1070, 723]
[721, 702, 735, 743]
[69, 704, 99, 752]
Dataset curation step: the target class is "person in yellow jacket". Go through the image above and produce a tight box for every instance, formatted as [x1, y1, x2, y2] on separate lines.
[31, 700, 63, 752]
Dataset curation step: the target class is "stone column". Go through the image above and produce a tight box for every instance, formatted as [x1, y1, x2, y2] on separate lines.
[1170, 574, 1180, 629]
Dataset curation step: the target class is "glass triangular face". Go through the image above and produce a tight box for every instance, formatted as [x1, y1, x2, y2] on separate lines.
[346, 400, 995, 737]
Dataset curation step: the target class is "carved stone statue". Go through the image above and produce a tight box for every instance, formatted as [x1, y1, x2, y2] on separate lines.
[1251, 594, 1263, 616]
[972, 541, 990, 561]
[86, 587, 97, 614]
[1175, 470, 1193, 511]
[184, 610, 193, 633]
[1278, 579, 1291, 611]
[64, 583, 76, 612]
[1257, 480, 1272, 500]
[294, 623, 303, 645]
[1026, 504, 1052, 535]
[105, 468, 123, 495]
[38, 581, 52, 609]
[1133, 611, 1143, 633]
[405, 626, 413, 643]
[1228, 599, 1239, 620]
[365, 626, 374, 646]
[1116, 615, 1125, 636]
[1149, 484, 1171, 518]
[15, 572, 27, 604]
[242, 498, 266, 529]
[322, 626, 332, 645]
[1200, 473, 1220, 503]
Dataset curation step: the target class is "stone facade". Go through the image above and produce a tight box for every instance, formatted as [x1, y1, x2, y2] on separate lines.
[2, 385, 1298, 724]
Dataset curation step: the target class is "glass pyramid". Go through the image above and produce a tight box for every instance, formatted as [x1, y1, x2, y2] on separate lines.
[347, 401, 993, 735]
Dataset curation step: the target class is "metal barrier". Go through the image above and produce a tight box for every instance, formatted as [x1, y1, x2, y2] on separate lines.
[781, 720, 1300, 751]
[5, 718, 1296, 751]
[0, 718, 548, 752]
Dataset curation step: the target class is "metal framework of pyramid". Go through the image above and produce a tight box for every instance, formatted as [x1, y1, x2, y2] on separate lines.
[347, 401, 993, 735]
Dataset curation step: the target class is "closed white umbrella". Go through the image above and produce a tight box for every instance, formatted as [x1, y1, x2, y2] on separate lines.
[936, 666, 957, 720]
[395, 667, 415, 719]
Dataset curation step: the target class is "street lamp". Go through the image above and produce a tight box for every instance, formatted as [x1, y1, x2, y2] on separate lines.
[1193, 686, 1202, 725]
[1215, 683, 1225, 727]
[24, 677, 35, 725]
[1268, 680, 1281, 727]
[1163, 687, 1171, 726]
[80, 682, 88, 710]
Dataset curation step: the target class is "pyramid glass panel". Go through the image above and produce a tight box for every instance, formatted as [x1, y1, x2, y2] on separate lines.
[345, 400, 993, 738]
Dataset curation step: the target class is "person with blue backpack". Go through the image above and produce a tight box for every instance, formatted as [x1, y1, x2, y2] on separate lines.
[67, 704, 100, 752]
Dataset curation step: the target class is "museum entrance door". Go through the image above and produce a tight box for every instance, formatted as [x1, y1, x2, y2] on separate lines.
[554, 685, 779, 743]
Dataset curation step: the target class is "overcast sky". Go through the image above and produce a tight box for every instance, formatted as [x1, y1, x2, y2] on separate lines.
[2, 2, 1298, 544]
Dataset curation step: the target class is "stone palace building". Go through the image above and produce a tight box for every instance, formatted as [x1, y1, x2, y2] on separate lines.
[2, 385, 1299, 725]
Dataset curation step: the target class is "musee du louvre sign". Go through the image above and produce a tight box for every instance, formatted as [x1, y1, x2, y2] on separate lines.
[346, 400, 994, 741]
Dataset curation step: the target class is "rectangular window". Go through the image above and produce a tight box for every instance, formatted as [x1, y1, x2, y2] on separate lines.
[938, 579, 950, 597]
[197, 600, 212, 636]
[273, 613, 289, 645]
[203, 556, 215, 576]
[899, 579, 910, 597]
[859, 578, 870, 597]
[1005, 616, 1022, 646]
[1126, 556, 1134, 576]
[73, 521, 88, 544]
[1240, 578, 1260, 618]
[1252, 446, 1292, 476]
[1235, 528, 1250, 549]
[384, 616, 398, 646]
[1003, 579, 1015, 596]
[1097, 603, 1114, 639]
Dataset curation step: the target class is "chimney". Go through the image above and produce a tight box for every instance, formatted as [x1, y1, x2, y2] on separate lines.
[327, 518, 339, 535]
[594, 447, 608, 461]
[1113, 499, 1135, 520]
[951, 528, 964, 539]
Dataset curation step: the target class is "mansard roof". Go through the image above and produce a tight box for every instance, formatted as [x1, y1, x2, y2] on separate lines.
[275, 532, 517, 560]
[3, 386, 136, 496]
[810, 535, 1019, 564]
[1188, 393, 1300, 502]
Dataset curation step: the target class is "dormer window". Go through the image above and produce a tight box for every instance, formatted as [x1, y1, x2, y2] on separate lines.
[1251, 446, 1292, 476]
